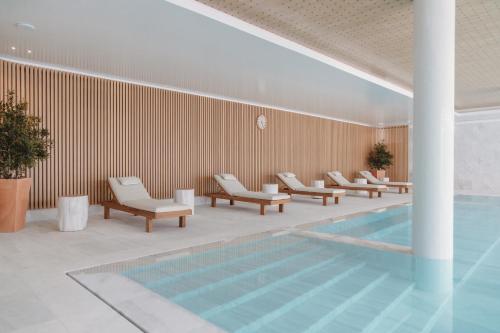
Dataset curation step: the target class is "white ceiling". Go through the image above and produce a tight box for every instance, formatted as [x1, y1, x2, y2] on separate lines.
[0, 0, 412, 126]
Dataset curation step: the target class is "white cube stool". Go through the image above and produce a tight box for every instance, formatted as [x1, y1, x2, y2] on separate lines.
[262, 183, 279, 194]
[58, 195, 88, 232]
[354, 178, 368, 196]
[383, 177, 390, 182]
[311, 180, 324, 199]
[175, 189, 195, 215]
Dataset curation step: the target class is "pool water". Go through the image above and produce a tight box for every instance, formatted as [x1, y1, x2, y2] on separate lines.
[122, 195, 500, 332]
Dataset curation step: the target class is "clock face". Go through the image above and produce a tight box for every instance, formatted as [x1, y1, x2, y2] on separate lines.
[257, 115, 267, 130]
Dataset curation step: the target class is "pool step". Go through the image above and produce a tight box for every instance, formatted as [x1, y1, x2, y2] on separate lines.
[369, 292, 447, 333]
[170, 247, 336, 302]
[374, 314, 412, 333]
[315, 209, 406, 236]
[228, 267, 414, 333]
[316, 278, 414, 333]
[368, 236, 500, 333]
[341, 213, 409, 239]
[137, 237, 311, 289]
[198, 253, 349, 318]
[360, 282, 414, 333]
[177, 250, 362, 315]
[223, 264, 380, 333]
[124, 235, 306, 284]
[363, 219, 410, 243]
[151, 243, 341, 299]
[302, 273, 390, 333]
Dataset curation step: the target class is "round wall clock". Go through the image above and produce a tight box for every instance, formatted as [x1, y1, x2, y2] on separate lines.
[256, 114, 267, 130]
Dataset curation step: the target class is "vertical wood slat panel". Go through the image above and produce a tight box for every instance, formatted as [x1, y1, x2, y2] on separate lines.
[0, 60, 409, 209]
[377, 126, 409, 181]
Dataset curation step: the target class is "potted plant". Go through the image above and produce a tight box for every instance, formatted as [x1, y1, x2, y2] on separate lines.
[367, 142, 393, 181]
[0, 91, 52, 232]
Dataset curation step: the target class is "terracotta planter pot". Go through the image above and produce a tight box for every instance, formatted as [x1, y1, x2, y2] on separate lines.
[371, 169, 386, 181]
[0, 178, 31, 232]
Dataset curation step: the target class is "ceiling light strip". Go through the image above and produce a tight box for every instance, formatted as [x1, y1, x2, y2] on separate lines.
[0, 55, 388, 127]
[455, 107, 500, 124]
[165, 0, 413, 98]
[455, 105, 500, 114]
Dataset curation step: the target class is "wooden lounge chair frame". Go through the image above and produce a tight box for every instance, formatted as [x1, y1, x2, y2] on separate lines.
[207, 188, 290, 215]
[276, 178, 345, 206]
[102, 183, 192, 233]
[389, 184, 411, 194]
[359, 171, 411, 194]
[325, 176, 386, 199]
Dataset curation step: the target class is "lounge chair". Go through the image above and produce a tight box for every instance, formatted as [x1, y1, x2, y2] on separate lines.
[276, 172, 345, 206]
[326, 171, 387, 198]
[102, 177, 192, 232]
[209, 174, 291, 215]
[359, 170, 412, 194]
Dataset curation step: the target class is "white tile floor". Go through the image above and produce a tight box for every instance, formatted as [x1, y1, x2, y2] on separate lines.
[0, 192, 411, 333]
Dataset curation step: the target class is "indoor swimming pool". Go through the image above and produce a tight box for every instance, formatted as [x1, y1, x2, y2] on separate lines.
[71, 195, 500, 332]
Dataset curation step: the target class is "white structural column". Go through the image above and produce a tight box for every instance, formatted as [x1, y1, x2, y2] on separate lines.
[413, 0, 455, 292]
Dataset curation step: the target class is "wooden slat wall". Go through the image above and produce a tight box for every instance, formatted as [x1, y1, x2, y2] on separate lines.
[377, 126, 409, 182]
[0, 60, 408, 209]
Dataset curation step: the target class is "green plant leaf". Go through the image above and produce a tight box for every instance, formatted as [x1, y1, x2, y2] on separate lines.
[367, 141, 393, 170]
[0, 91, 53, 179]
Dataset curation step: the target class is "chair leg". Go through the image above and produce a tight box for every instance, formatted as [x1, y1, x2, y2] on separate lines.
[335, 196, 340, 204]
[211, 196, 216, 207]
[230, 199, 235, 206]
[179, 216, 186, 228]
[369, 191, 373, 199]
[405, 187, 409, 193]
[104, 206, 110, 219]
[378, 191, 382, 198]
[279, 203, 284, 213]
[146, 218, 153, 233]
[399, 187, 403, 194]
[260, 204, 266, 215]
[322, 196, 328, 206]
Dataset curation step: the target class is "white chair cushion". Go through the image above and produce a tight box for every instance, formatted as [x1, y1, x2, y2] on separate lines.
[109, 177, 150, 204]
[117, 177, 141, 186]
[327, 172, 386, 189]
[233, 191, 290, 201]
[359, 170, 383, 184]
[295, 187, 346, 195]
[385, 181, 413, 186]
[220, 173, 237, 180]
[277, 173, 305, 190]
[283, 172, 296, 178]
[327, 171, 352, 186]
[359, 171, 411, 186]
[124, 199, 191, 213]
[214, 174, 247, 195]
[347, 183, 387, 189]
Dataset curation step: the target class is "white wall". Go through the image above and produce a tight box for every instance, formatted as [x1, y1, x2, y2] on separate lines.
[454, 109, 500, 196]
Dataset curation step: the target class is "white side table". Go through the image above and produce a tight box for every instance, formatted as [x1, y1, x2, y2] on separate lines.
[354, 178, 368, 196]
[262, 184, 279, 194]
[383, 177, 390, 182]
[311, 180, 324, 199]
[58, 195, 88, 232]
[175, 189, 195, 214]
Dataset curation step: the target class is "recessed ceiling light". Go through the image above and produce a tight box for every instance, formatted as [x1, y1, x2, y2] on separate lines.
[27, 49, 32, 54]
[10, 46, 16, 51]
[15, 22, 36, 31]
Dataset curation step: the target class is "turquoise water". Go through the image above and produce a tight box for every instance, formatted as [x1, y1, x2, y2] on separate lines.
[123, 195, 500, 332]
